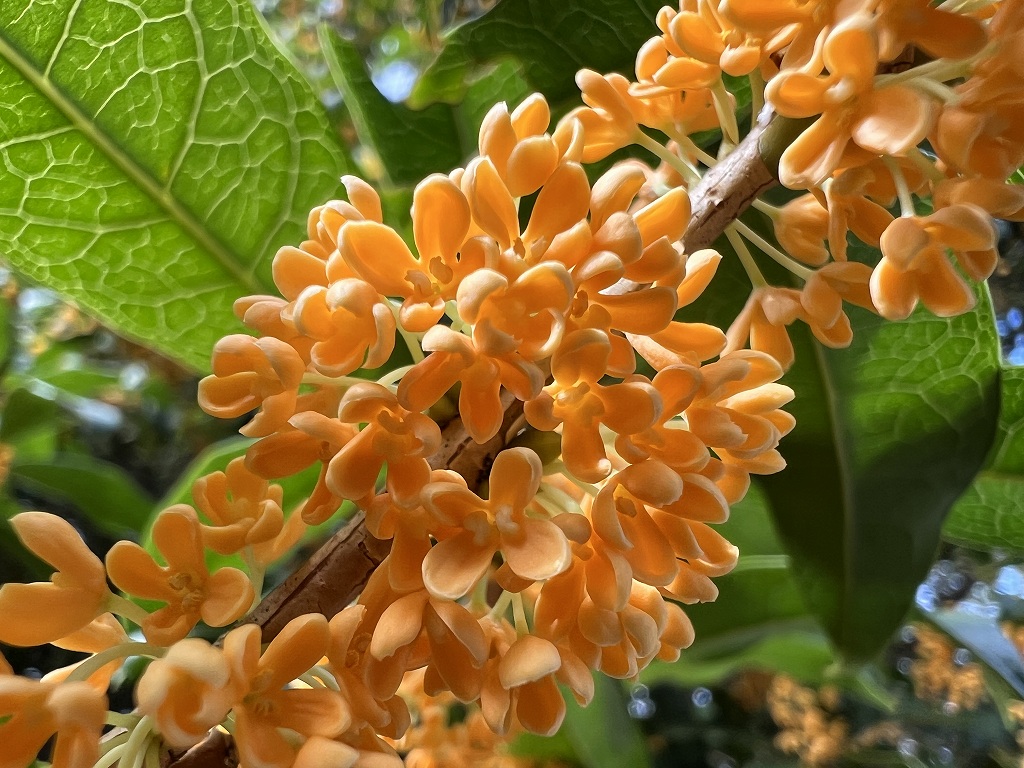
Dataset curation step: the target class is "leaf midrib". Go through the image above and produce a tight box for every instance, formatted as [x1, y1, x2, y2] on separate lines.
[811, 339, 857, 652]
[0, 28, 264, 295]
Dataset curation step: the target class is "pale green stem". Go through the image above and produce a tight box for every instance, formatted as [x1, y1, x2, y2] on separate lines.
[489, 590, 514, 620]
[876, 57, 971, 87]
[913, 77, 960, 103]
[105, 593, 151, 627]
[906, 147, 945, 182]
[634, 130, 701, 184]
[299, 672, 329, 689]
[750, 197, 782, 220]
[665, 126, 719, 168]
[938, 0, 997, 12]
[242, 550, 266, 610]
[388, 300, 425, 363]
[748, 68, 765, 129]
[120, 715, 153, 768]
[732, 220, 814, 280]
[98, 730, 131, 758]
[65, 642, 165, 685]
[471, 574, 491, 612]
[539, 482, 584, 514]
[445, 300, 471, 335]
[725, 227, 768, 288]
[512, 593, 529, 635]
[711, 78, 740, 148]
[301, 372, 371, 389]
[105, 712, 141, 729]
[883, 156, 917, 217]
[309, 664, 341, 691]
[143, 738, 162, 768]
[532, 492, 564, 518]
[376, 364, 415, 387]
[93, 744, 127, 768]
[547, 461, 601, 497]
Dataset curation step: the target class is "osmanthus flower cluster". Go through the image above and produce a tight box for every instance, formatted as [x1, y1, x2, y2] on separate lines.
[570, 0, 1021, 369]
[0, 0, 1019, 765]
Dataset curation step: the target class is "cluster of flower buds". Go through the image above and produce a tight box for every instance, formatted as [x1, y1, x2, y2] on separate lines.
[1, 0, 1019, 764]
[572, 0, 1021, 368]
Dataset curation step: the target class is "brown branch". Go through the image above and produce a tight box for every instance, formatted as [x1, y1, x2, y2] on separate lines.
[162, 112, 787, 768]
[246, 391, 523, 642]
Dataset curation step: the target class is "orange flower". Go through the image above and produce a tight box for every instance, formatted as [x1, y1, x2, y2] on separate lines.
[0, 512, 109, 647]
[328, 383, 442, 507]
[526, 329, 662, 482]
[615, 365, 709, 474]
[106, 506, 254, 645]
[477, 95, 563, 196]
[725, 287, 803, 369]
[686, 351, 795, 477]
[369, 591, 489, 704]
[198, 335, 307, 437]
[767, 14, 935, 188]
[192, 457, 286, 556]
[290, 279, 396, 377]
[0, 676, 106, 768]
[330, 175, 474, 333]
[871, 205, 998, 320]
[136, 638, 235, 748]
[252, 404, 355, 525]
[935, 177, 1024, 222]
[327, 604, 411, 739]
[661, 2, 767, 77]
[45, 614, 130, 690]
[458, 261, 575, 363]
[773, 194, 831, 266]
[223, 615, 350, 768]
[397, 325, 543, 445]
[490, 634, 566, 736]
[420, 448, 572, 600]
[873, 0, 987, 61]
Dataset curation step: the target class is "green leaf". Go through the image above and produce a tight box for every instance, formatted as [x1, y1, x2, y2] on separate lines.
[680, 226, 1002, 661]
[320, 25, 464, 185]
[685, 484, 818, 657]
[643, 631, 833, 688]
[0, 0, 354, 372]
[762, 291, 1000, 661]
[410, 0, 665, 108]
[560, 675, 651, 768]
[944, 366, 1024, 552]
[0, 387, 58, 461]
[11, 454, 153, 537]
[141, 436, 331, 576]
[153, 436, 321, 517]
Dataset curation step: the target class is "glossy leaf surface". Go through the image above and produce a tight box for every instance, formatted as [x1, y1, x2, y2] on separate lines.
[680, 225, 1002, 660]
[944, 366, 1024, 552]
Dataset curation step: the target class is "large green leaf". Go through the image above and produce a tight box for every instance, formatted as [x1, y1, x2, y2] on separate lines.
[320, 26, 464, 185]
[943, 366, 1024, 552]
[763, 289, 1000, 660]
[0, 0, 353, 372]
[679, 226, 1002, 661]
[644, 484, 828, 687]
[410, 0, 664, 108]
[10, 454, 153, 538]
[684, 484, 817, 657]
[560, 675, 652, 768]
